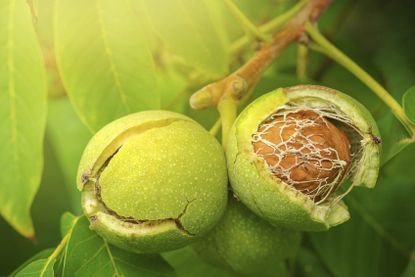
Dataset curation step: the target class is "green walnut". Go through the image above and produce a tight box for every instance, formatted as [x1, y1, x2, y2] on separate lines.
[193, 197, 301, 276]
[227, 85, 381, 231]
[77, 110, 228, 253]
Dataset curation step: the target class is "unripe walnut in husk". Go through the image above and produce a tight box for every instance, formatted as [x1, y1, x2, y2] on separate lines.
[193, 197, 301, 276]
[77, 111, 228, 253]
[227, 85, 381, 231]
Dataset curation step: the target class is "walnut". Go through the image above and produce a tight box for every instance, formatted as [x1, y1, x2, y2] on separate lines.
[253, 110, 351, 202]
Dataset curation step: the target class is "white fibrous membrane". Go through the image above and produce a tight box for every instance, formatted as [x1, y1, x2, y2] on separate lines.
[252, 102, 363, 204]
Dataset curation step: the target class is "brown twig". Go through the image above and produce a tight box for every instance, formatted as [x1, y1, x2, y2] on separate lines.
[190, 0, 332, 109]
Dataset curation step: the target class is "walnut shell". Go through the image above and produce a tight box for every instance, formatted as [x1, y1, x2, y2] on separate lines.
[253, 110, 351, 202]
[226, 85, 381, 231]
[78, 110, 228, 253]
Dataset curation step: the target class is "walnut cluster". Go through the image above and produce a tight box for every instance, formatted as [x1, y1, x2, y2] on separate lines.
[252, 110, 351, 202]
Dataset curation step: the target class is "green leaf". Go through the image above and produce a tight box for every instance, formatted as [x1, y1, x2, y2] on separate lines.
[61, 216, 174, 276]
[402, 248, 415, 277]
[158, 68, 188, 113]
[55, 0, 159, 132]
[59, 212, 77, 238]
[54, 213, 79, 275]
[0, 0, 47, 237]
[14, 258, 55, 277]
[383, 142, 415, 184]
[35, 0, 67, 99]
[10, 249, 54, 277]
[376, 111, 410, 165]
[309, 176, 415, 277]
[373, 27, 415, 99]
[143, 0, 229, 78]
[402, 86, 415, 125]
[163, 247, 235, 277]
[47, 98, 91, 212]
[320, 62, 383, 114]
[34, 0, 55, 48]
[295, 248, 332, 277]
[0, 139, 72, 275]
[15, 214, 79, 277]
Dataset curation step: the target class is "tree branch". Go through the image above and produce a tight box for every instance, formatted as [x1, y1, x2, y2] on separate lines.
[190, 0, 332, 109]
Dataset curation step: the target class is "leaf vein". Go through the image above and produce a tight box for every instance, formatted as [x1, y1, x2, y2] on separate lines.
[103, 240, 122, 276]
[95, 0, 129, 112]
[7, 0, 18, 163]
[74, 244, 106, 274]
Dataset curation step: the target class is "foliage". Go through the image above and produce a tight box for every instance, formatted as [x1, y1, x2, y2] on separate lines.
[1, 0, 415, 276]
